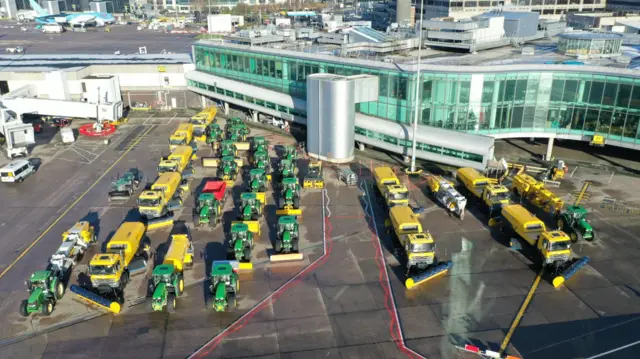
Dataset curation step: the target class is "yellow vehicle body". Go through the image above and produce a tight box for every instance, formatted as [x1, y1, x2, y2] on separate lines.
[233, 220, 261, 236]
[270, 253, 304, 262]
[303, 178, 324, 189]
[591, 135, 605, 147]
[88, 222, 147, 285]
[389, 206, 436, 266]
[138, 172, 182, 217]
[62, 221, 95, 243]
[426, 175, 453, 193]
[276, 208, 303, 216]
[405, 232, 436, 264]
[511, 173, 543, 197]
[390, 205, 423, 235]
[234, 142, 250, 151]
[201, 157, 243, 168]
[501, 204, 547, 246]
[456, 167, 491, 198]
[512, 173, 564, 214]
[480, 184, 511, 208]
[169, 123, 194, 151]
[255, 192, 266, 207]
[373, 167, 400, 192]
[163, 234, 194, 272]
[158, 145, 193, 174]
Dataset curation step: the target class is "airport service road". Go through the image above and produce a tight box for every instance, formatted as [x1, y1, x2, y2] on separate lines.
[0, 24, 196, 55]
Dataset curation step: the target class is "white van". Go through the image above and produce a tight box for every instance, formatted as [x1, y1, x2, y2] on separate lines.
[0, 160, 36, 183]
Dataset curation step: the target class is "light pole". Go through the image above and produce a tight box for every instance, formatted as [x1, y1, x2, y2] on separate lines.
[408, 0, 424, 174]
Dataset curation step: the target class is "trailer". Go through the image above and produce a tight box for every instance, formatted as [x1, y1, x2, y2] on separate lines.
[426, 175, 467, 219]
[0, 108, 35, 159]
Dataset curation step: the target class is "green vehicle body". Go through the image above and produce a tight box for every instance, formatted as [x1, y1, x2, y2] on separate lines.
[224, 117, 243, 131]
[251, 136, 269, 154]
[206, 124, 223, 144]
[558, 205, 595, 242]
[197, 193, 222, 226]
[208, 262, 238, 312]
[217, 156, 238, 180]
[252, 150, 271, 173]
[278, 159, 298, 180]
[276, 216, 300, 253]
[20, 270, 65, 317]
[240, 192, 263, 221]
[228, 223, 254, 262]
[150, 264, 185, 312]
[279, 177, 301, 209]
[249, 168, 268, 193]
[282, 146, 298, 161]
[226, 124, 249, 142]
[108, 168, 142, 200]
[219, 140, 237, 158]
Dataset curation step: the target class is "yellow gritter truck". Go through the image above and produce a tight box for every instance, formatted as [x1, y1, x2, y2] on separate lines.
[511, 173, 564, 216]
[138, 172, 188, 229]
[190, 107, 217, 142]
[456, 167, 511, 215]
[373, 167, 409, 208]
[169, 123, 194, 151]
[158, 145, 194, 177]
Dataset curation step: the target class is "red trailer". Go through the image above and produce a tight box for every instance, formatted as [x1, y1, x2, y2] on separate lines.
[202, 180, 227, 202]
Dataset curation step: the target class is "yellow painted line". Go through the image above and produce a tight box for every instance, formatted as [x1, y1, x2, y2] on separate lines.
[0, 125, 155, 282]
[499, 267, 544, 354]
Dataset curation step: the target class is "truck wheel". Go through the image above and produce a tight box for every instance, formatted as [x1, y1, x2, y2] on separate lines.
[275, 239, 282, 253]
[42, 300, 54, 316]
[54, 280, 65, 300]
[19, 300, 29, 317]
[587, 231, 596, 242]
[292, 239, 299, 252]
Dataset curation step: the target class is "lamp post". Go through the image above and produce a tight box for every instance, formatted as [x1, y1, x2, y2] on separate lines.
[408, 0, 424, 174]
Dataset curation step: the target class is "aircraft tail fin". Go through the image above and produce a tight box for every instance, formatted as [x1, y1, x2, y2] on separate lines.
[29, 0, 49, 16]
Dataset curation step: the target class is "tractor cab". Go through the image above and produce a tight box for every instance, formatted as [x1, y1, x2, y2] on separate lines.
[224, 117, 243, 131]
[279, 159, 298, 178]
[210, 262, 238, 312]
[249, 168, 268, 192]
[252, 136, 268, 153]
[206, 124, 223, 143]
[283, 145, 298, 161]
[197, 193, 215, 211]
[278, 216, 299, 236]
[231, 223, 251, 242]
[240, 193, 262, 220]
[253, 150, 270, 170]
[218, 156, 238, 175]
[21, 270, 63, 317]
[220, 140, 237, 158]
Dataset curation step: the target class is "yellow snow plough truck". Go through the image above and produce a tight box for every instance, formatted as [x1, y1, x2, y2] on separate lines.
[138, 172, 189, 230]
[511, 173, 564, 217]
[303, 161, 324, 189]
[169, 123, 194, 152]
[388, 206, 452, 289]
[456, 167, 511, 217]
[190, 107, 217, 143]
[157, 145, 195, 178]
[494, 204, 589, 288]
[70, 222, 151, 313]
[150, 221, 194, 312]
[373, 167, 409, 209]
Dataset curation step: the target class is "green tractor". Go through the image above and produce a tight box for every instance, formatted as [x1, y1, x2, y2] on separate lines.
[251, 136, 269, 154]
[217, 156, 239, 182]
[557, 205, 595, 243]
[19, 270, 65, 317]
[279, 177, 301, 210]
[207, 261, 239, 312]
[219, 140, 237, 158]
[278, 158, 298, 180]
[252, 150, 271, 173]
[276, 216, 300, 253]
[108, 168, 142, 202]
[226, 124, 249, 142]
[206, 123, 224, 144]
[150, 264, 185, 312]
[224, 117, 243, 132]
[196, 193, 223, 227]
[227, 223, 254, 262]
[282, 145, 298, 161]
[239, 192, 263, 221]
[248, 168, 269, 192]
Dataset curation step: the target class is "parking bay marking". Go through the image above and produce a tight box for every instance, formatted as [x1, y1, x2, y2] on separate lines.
[0, 125, 155, 282]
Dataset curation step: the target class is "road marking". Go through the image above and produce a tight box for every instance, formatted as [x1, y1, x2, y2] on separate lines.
[142, 114, 154, 125]
[167, 113, 177, 126]
[586, 339, 640, 359]
[499, 267, 544, 354]
[0, 125, 155, 282]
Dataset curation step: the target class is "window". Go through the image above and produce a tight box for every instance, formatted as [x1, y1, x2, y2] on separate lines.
[81, 82, 87, 92]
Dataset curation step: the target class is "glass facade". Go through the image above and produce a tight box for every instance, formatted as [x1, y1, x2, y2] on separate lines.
[193, 44, 640, 145]
[557, 35, 623, 57]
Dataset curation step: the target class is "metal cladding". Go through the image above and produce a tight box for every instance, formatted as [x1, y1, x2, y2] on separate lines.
[306, 74, 379, 163]
[396, 0, 412, 24]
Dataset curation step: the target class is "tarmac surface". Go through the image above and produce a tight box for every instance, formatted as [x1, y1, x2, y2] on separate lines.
[0, 22, 196, 55]
[1, 113, 640, 358]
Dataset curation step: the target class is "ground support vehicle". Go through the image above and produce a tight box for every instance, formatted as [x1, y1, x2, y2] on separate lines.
[196, 181, 227, 227]
[227, 223, 254, 266]
[108, 168, 142, 201]
[206, 123, 224, 145]
[511, 173, 564, 217]
[49, 222, 98, 274]
[373, 167, 409, 208]
[303, 161, 324, 189]
[456, 167, 511, 216]
[0, 160, 37, 183]
[495, 204, 588, 288]
[219, 140, 237, 158]
[224, 117, 244, 132]
[557, 182, 595, 243]
[251, 136, 269, 154]
[238, 192, 264, 235]
[201, 152, 243, 171]
[20, 271, 64, 317]
[276, 177, 302, 216]
[337, 168, 358, 186]
[150, 222, 194, 312]
[537, 160, 567, 182]
[281, 145, 298, 161]
[226, 124, 250, 151]
[169, 123, 194, 151]
[248, 168, 269, 192]
[387, 206, 451, 289]
[190, 107, 217, 142]
[277, 158, 298, 181]
[217, 156, 240, 187]
[207, 261, 239, 312]
[137, 172, 187, 229]
[71, 222, 151, 313]
[251, 150, 271, 176]
[270, 216, 304, 262]
[157, 146, 194, 178]
[426, 175, 467, 219]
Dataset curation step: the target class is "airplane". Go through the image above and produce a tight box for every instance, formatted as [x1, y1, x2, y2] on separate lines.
[29, 0, 115, 26]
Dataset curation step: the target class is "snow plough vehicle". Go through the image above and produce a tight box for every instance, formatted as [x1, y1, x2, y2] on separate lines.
[108, 168, 142, 202]
[20, 271, 65, 317]
[226, 222, 254, 266]
[373, 167, 409, 209]
[276, 177, 301, 216]
[207, 261, 239, 312]
[557, 182, 595, 243]
[426, 175, 467, 219]
[270, 216, 304, 262]
[137, 172, 188, 229]
[195, 180, 227, 227]
[303, 161, 324, 189]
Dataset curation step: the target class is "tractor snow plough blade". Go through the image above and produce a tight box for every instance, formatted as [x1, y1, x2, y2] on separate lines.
[212, 260, 240, 271]
[201, 157, 220, 168]
[224, 180, 236, 187]
[405, 261, 453, 289]
[233, 220, 261, 235]
[276, 208, 302, 216]
[70, 285, 121, 314]
[552, 256, 589, 288]
[270, 253, 304, 262]
[145, 214, 175, 230]
[234, 142, 250, 151]
[238, 262, 253, 270]
[108, 191, 132, 202]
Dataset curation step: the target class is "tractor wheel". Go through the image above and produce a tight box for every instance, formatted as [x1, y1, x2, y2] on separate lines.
[243, 247, 252, 262]
[42, 300, 54, 316]
[292, 239, 299, 253]
[293, 196, 300, 209]
[570, 231, 583, 243]
[176, 278, 184, 297]
[587, 231, 596, 242]
[19, 300, 29, 317]
[275, 239, 282, 253]
[168, 295, 176, 313]
[54, 280, 65, 300]
[232, 297, 237, 309]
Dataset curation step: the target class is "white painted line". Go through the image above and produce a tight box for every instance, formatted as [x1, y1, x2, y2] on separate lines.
[167, 113, 178, 126]
[70, 147, 92, 163]
[586, 339, 640, 359]
[142, 114, 154, 126]
[361, 181, 425, 359]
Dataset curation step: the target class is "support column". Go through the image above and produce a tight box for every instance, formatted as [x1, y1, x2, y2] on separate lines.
[200, 95, 206, 108]
[223, 102, 229, 115]
[251, 111, 258, 122]
[546, 137, 554, 161]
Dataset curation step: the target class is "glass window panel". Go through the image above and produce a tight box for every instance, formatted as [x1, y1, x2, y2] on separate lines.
[572, 108, 586, 131]
[589, 81, 604, 104]
[379, 75, 389, 97]
[563, 80, 578, 103]
[550, 79, 564, 102]
[423, 80, 433, 102]
[625, 113, 639, 139]
[515, 79, 527, 102]
[399, 77, 408, 100]
[482, 81, 494, 103]
[617, 84, 632, 108]
[610, 111, 625, 136]
[459, 81, 470, 104]
[503, 80, 516, 102]
[602, 83, 617, 106]
[630, 85, 640, 108]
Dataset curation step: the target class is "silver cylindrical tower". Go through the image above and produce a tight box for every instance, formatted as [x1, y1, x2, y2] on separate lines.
[396, 0, 411, 24]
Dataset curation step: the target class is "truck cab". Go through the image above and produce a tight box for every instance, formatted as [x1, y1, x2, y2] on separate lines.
[511, 173, 543, 197]
[481, 184, 511, 210]
[389, 206, 436, 270]
[169, 123, 194, 151]
[88, 253, 126, 291]
[373, 167, 409, 207]
[138, 172, 183, 218]
[158, 145, 193, 174]
[190, 107, 216, 138]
